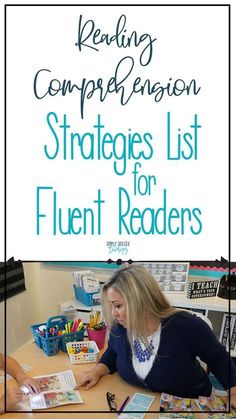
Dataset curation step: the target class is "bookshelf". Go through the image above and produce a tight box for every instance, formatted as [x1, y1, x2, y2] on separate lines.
[167, 294, 235, 356]
[167, 294, 234, 314]
[60, 293, 235, 354]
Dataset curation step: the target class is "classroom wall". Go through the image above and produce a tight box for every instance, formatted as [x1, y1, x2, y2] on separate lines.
[2, 263, 78, 354]
[2, 262, 112, 354]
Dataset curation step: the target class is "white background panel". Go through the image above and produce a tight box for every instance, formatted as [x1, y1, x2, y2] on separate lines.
[2, 2, 234, 261]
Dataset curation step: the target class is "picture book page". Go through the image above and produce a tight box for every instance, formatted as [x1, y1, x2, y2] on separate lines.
[29, 370, 83, 410]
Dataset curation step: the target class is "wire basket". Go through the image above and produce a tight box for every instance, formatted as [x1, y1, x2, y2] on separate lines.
[66, 340, 99, 364]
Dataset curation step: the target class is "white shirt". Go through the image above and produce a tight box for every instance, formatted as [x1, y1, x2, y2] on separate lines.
[132, 327, 161, 380]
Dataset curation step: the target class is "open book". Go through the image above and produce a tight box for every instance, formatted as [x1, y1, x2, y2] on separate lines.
[159, 392, 196, 419]
[196, 395, 236, 419]
[28, 370, 83, 410]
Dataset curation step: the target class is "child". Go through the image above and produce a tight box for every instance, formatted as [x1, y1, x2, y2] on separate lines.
[0, 352, 40, 414]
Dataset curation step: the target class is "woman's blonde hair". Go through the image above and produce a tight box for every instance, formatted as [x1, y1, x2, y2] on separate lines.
[102, 264, 178, 346]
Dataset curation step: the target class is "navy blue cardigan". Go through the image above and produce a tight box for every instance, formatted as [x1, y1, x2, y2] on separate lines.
[99, 311, 236, 398]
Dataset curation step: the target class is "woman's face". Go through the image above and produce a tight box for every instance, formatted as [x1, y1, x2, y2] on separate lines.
[107, 287, 127, 327]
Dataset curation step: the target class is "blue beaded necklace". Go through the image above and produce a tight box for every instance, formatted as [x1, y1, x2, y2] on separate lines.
[133, 337, 154, 362]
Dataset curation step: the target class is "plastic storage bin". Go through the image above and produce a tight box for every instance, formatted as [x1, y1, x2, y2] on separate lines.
[31, 315, 84, 356]
[73, 284, 101, 306]
[66, 340, 99, 364]
[60, 329, 84, 352]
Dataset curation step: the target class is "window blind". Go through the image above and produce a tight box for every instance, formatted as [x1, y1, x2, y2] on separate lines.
[0, 257, 26, 302]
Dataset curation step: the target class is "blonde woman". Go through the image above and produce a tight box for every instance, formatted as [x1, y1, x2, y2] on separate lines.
[76, 265, 236, 406]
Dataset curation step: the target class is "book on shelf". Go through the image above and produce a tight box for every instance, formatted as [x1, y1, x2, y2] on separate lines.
[219, 314, 232, 349]
[230, 315, 236, 351]
[21, 370, 83, 410]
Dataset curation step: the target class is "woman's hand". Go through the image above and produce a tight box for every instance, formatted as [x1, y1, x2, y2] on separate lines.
[16, 375, 41, 394]
[74, 369, 102, 390]
[74, 363, 110, 390]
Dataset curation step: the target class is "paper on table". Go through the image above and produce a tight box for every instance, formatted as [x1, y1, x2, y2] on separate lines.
[119, 392, 155, 419]
[29, 370, 83, 410]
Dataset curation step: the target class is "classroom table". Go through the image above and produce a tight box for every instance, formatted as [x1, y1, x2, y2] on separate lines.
[0, 342, 222, 418]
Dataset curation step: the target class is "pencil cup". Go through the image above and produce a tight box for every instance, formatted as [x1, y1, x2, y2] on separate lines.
[86, 326, 107, 349]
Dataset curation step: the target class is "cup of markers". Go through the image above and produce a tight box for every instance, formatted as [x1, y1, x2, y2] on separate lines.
[86, 309, 107, 349]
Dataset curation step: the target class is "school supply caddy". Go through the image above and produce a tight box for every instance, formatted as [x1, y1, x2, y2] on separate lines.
[73, 270, 101, 306]
[31, 315, 84, 356]
[23, 370, 83, 410]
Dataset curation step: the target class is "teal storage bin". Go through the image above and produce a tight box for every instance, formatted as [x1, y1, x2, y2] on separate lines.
[31, 315, 67, 356]
[41, 335, 61, 356]
[60, 329, 84, 352]
[31, 323, 44, 348]
[73, 284, 101, 306]
[31, 315, 84, 356]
